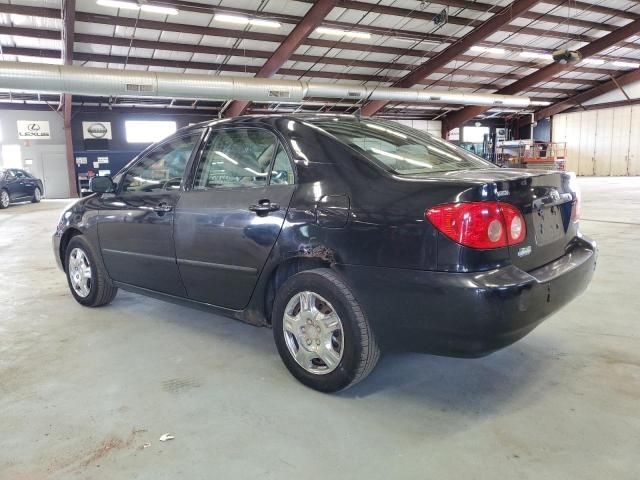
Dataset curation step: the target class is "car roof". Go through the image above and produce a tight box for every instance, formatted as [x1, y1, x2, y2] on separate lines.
[179, 114, 365, 132]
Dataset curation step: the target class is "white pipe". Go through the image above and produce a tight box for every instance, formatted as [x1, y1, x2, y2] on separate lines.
[0, 61, 531, 108]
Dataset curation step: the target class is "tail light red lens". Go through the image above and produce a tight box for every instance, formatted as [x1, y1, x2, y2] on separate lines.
[426, 201, 526, 249]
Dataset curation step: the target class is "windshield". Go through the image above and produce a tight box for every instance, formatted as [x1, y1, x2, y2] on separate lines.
[308, 118, 495, 174]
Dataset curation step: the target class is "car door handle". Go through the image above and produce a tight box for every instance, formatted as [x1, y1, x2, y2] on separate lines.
[249, 200, 280, 214]
[152, 202, 173, 213]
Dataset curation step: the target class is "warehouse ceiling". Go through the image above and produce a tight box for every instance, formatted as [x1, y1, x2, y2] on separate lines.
[0, 0, 639, 122]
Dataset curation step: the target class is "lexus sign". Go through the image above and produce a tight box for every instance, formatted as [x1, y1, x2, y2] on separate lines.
[82, 121, 112, 140]
[17, 120, 51, 140]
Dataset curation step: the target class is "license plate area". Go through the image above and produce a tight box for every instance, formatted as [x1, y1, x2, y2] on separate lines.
[533, 205, 564, 246]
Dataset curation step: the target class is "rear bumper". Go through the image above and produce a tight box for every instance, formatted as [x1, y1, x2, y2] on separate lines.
[336, 236, 597, 357]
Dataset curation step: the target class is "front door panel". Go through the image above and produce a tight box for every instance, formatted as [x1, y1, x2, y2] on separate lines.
[98, 191, 186, 296]
[96, 130, 204, 297]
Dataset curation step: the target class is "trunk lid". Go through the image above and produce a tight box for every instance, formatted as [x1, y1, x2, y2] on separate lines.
[409, 168, 578, 272]
[495, 169, 577, 272]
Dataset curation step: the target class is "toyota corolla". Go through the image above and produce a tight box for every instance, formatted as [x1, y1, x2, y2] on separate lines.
[53, 115, 597, 392]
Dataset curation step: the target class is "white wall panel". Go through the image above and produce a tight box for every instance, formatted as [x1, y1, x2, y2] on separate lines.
[578, 110, 597, 176]
[564, 112, 582, 174]
[610, 106, 632, 176]
[554, 104, 639, 176]
[594, 108, 613, 176]
[629, 106, 640, 176]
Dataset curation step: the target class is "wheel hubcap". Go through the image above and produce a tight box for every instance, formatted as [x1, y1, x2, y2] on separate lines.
[1, 191, 8, 207]
[68, 248, 92, 298]
[283, 291, 344, 375]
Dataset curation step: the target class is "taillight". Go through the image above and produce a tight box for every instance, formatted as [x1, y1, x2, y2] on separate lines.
[426, 201, 526, 249]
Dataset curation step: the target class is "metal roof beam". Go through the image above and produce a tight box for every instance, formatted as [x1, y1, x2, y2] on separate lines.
[532, 69, 640, 120]
[442, 17, 640, 132]
[224, 0, 339, 117]
[360, 0, 542, 117]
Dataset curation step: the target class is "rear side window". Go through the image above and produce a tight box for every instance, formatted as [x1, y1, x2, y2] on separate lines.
[310, 119, 495, 174]
[194, 128, 292, 189]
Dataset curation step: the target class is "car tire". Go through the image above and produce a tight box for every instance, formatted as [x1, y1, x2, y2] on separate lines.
[65, 235, 118, 307]
[0, 189, 9, 209]
[31, 187, 42, 203]
[272, 268, 380, 393]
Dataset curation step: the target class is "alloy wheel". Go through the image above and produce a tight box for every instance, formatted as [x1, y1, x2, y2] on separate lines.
[68, 247, 92, 298]
[282, 291, 344, 375]
[0, 190, 9, 208]
[34, 188, 41, 201]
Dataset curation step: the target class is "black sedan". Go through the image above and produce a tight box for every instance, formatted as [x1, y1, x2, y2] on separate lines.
[0, 168, 43, 208]
[53, 116, 597, 392]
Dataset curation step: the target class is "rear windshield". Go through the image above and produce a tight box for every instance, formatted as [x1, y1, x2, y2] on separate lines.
[309, 119, 495, 174]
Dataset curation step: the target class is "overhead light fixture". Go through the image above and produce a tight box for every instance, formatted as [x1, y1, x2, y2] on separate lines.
[213, 13, 281, 28]
[97, 0, 140, 10]
[214, 14, 250, 25]
[141, 4, 178, 15]
[250, 18, 282, 28]
[470, 46, 506, 55]
[530, 100, 551, 106]
[582, 58, 605, 65]
[316, 27, 371, 39]
[613, 60, 640, 68]
[519, 51, 553, 61]
[97, 0, 178, 14]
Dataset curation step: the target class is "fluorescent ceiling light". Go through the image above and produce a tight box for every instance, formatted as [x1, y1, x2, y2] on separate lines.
[582, 58, 605, 65]
[214, 14, 249, 25]
[470, 46, 506, 55]
[530, 100, 551, 106]
[316, 27, 371, 39]
[214, 13, 281, 28]
[519, 51, 553, 61]
[141, 4, 178, 15]
[250, 18, 282, 28]
[613, 60, 640, 68]
[97, 0, 140, 10]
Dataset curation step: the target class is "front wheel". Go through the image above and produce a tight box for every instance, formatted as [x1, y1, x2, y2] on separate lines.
[65, 236, 118, 307]
[272, 269, 380, 393]
[31, 187, 42, 203]
[0, 189, 9, 209]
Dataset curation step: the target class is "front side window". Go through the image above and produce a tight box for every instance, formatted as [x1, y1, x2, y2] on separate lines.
[195, 129, 291, 189]
[13, 170, 26, 179]
[309, 119, 495, 175]
[120, 132, 201, 193]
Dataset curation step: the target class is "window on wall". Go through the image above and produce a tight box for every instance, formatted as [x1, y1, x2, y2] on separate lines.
[463, 126, 490, 143]
[125, 121, 177, 144]
[1, 145, 22, 169]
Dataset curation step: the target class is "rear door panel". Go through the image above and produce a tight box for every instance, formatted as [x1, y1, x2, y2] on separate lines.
[174, 184, 294, 309]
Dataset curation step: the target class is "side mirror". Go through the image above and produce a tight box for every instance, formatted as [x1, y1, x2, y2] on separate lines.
[90, 176, 115, 194]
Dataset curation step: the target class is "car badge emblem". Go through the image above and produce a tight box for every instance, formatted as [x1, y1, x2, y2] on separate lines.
[517, 246, 532, 257]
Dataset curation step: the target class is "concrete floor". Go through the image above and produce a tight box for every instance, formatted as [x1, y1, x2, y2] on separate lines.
[1, 178, 639, 479]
